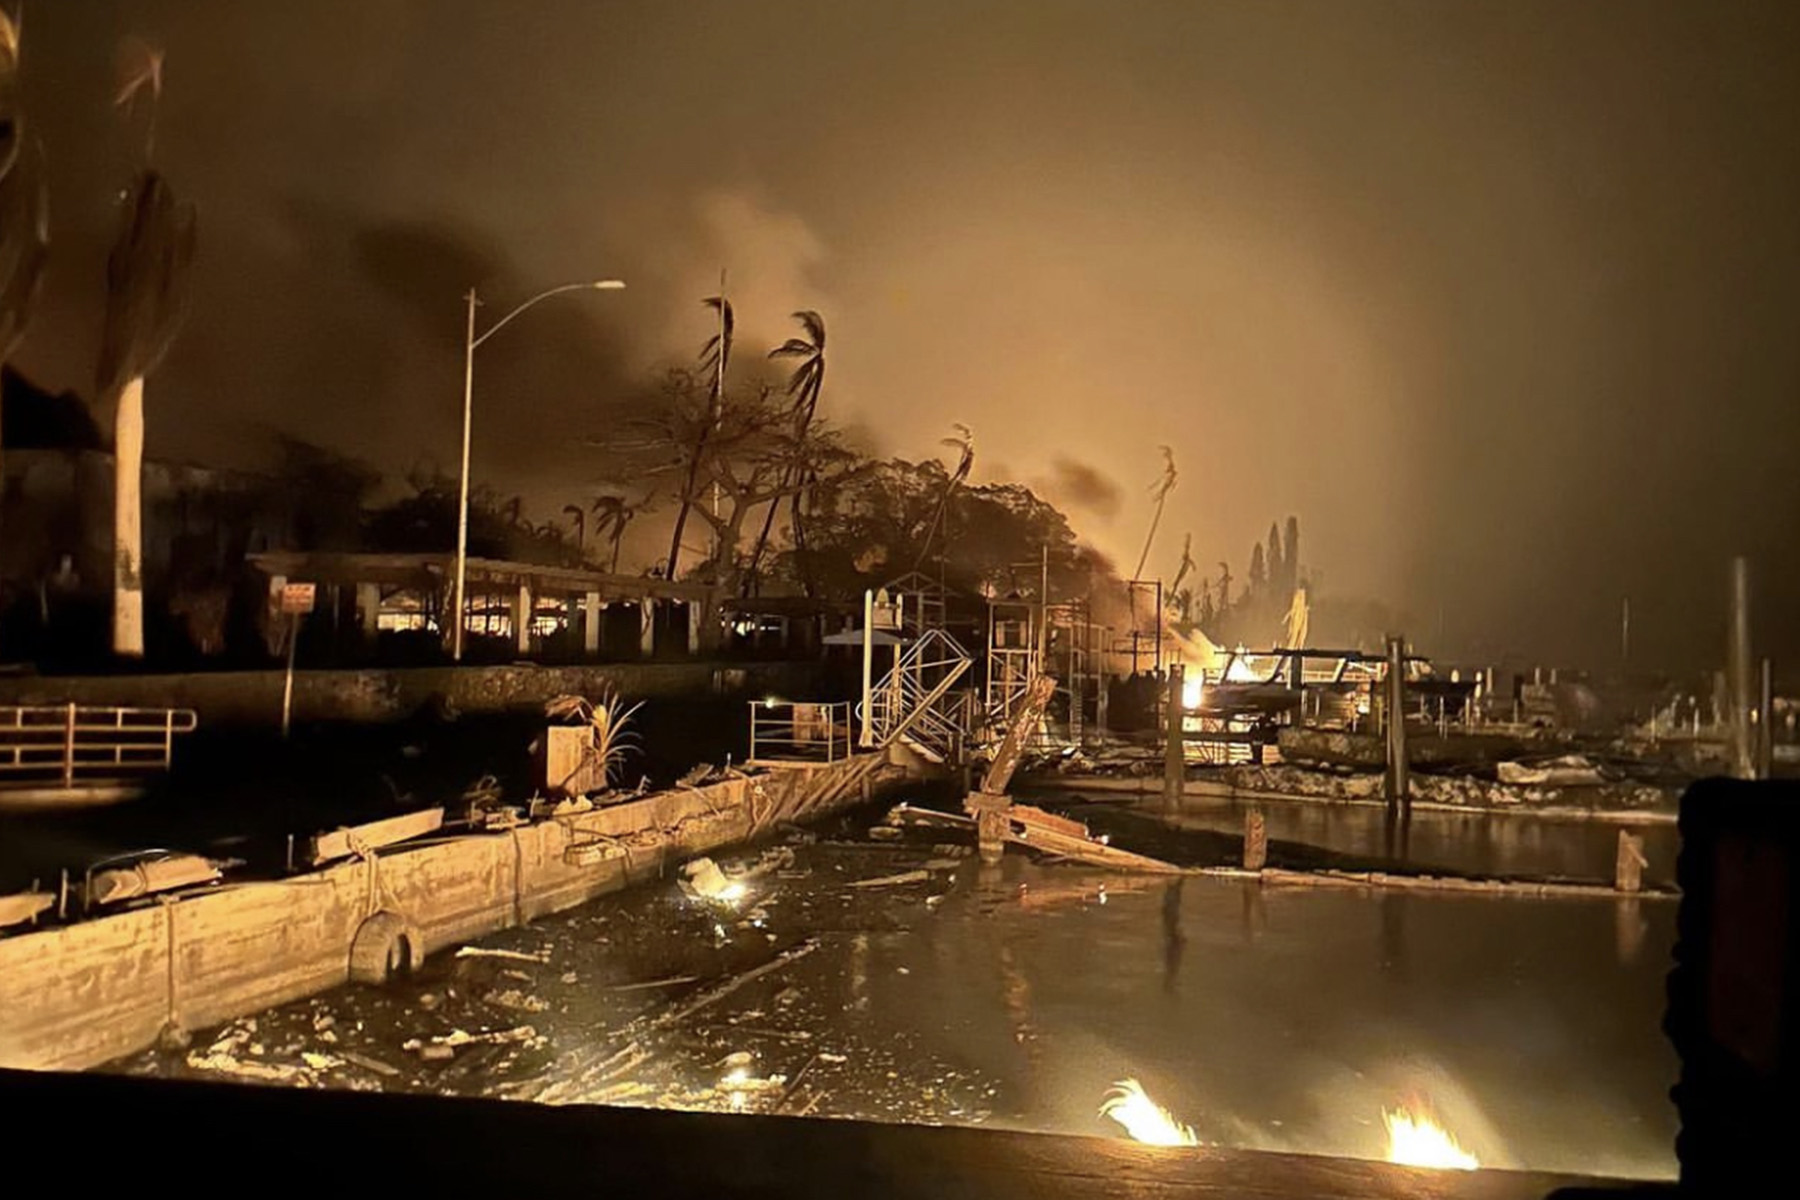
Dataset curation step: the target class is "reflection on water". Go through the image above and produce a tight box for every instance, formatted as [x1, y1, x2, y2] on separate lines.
[118, 818, 1678, 1181]
[1096, 795, 1679, 884]
[935, 858, 1677, 1179]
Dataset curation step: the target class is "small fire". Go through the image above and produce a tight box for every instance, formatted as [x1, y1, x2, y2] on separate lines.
[1100, 1079, 1199, 1147]
[1383, 1106, 1479, 1171]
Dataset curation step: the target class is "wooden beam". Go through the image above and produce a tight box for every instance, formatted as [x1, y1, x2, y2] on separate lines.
[306, 808, 444, 866]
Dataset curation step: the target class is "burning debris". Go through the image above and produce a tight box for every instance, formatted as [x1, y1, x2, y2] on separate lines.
[1099, 1079, 1200, 1147]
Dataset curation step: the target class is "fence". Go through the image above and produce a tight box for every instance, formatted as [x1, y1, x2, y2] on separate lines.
[0, 705, 199, 789]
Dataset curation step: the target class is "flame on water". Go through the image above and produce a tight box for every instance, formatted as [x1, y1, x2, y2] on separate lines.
[1100, 1079, 1199, 1147]
[1383, 1106, 1479, 1171]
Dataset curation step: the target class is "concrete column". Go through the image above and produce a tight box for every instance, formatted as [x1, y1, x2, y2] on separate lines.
[356, 581, 380, 640]
[687, 601, 702, 656]
[583, 592, 602, 656]
[639, 599, 656, 658]
[514, 582, 532, 656]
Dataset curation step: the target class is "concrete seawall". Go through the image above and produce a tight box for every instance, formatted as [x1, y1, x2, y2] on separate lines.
[0, 660, 821, 727]
[0, 750, 920, 1072]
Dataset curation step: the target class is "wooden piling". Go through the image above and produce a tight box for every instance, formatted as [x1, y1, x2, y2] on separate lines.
[1615, 830, 1647, 894]
[1384, 637, 1409, 821]
[1163, 663, 1185, 819]
[1243, 810, 1267, 872]
[1729, 557, 1755, 779]
[1758, 657, 1774, 781]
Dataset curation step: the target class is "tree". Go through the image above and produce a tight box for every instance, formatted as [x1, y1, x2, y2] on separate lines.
[620, 368, 860, 616]
[589, 493, 641, 573]
[98, 45, 198, 657]
[0, 11, 49, 559]
[562, 504, 585, 558]
[795, 455, 1088, 601]
[365, 469, 578, 567]
[1266, 522, 1283, 593]
[1248, 541, 1266, 593]
[913, 423, 974, 573]
[1283, 514, 1300, 594]
[1132, 445, 1177, 581]
[664, 290, 732, 579]
[744, 309, 826, 594]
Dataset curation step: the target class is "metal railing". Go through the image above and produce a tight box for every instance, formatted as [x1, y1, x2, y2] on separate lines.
[861, 628, 975, 763]
[747, 701, 854, 767]
[0, 705, 199, 788]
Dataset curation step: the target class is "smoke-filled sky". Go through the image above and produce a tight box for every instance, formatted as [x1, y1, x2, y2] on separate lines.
[14, 1, 1800, 670]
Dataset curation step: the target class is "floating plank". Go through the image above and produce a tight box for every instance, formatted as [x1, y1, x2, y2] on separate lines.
[306, 807, 444, 866]
[846, 869, 932, 889]
[1003, 822, 1182, 874]
[0, 892, 55, 929]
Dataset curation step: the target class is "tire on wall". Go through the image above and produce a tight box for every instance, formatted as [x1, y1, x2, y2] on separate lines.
[348, 911, 422, 986]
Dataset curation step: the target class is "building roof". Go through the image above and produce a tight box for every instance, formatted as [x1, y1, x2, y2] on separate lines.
[247, 551, 718, 603]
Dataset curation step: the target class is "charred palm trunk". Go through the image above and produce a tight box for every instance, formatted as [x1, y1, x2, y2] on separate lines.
[112, 376, 146, 656]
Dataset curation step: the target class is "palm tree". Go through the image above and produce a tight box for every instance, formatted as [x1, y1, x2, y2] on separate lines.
[562, 504, 586, 557]
[665, 286, 732, 580]
[744, 310, 825, 594]
[591, 494, 637, 573]
[0, 10, 49, 546]
[913, 423, 975, 573]
[1132, 446, 1177, 582]
[97, 45, 197, 658]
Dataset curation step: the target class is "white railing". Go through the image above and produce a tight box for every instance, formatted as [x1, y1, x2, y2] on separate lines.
[860, 628, 975, 763]
[0, 705, 199, 789]
[748, 700, 854, 767]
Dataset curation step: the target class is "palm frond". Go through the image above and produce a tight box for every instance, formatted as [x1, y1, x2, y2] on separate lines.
[113, 37, 164, 110]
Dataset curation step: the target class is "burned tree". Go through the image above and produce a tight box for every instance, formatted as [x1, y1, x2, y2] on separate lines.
[619, 368, 861, 623]
[97, 44, 197, 657]
[744, 309, 827, 596]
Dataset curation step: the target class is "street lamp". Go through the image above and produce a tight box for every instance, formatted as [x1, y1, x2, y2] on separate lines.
[452, 279, 625, 662]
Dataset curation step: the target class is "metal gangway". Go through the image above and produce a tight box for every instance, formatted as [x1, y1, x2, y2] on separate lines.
[860, 627, 975, 764]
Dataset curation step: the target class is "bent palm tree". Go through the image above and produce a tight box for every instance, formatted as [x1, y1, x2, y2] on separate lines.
[913, 423, 975, 573]
[591, 493, 638, 573]
[744, 309, 826, 594]
[665, 287, 732, 579]
[1132, 446, 1177, 582]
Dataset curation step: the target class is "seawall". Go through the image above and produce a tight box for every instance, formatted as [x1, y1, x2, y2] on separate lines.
[0, 748, 922, 1072]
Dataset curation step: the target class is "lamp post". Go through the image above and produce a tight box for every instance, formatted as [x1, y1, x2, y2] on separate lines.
[452, 279, 625, 662]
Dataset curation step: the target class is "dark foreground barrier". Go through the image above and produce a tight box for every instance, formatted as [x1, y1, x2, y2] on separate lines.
[1667, 777, 1800, 1193]
[0, 1067, 1653, 1199]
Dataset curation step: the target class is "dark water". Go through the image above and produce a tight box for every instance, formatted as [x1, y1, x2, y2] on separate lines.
[117, 816, 1678, 1181]
[1055, 794, 1679, 886]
